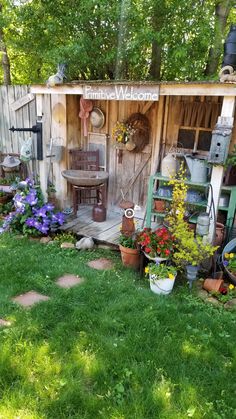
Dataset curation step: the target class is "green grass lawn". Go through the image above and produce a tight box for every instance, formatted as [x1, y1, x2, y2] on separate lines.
[0, 233, 235, 419]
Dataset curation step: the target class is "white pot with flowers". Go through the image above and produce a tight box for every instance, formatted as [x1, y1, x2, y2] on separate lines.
[145, 262, 177, 295]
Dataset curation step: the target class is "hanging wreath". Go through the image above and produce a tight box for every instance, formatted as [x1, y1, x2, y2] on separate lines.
[125, 113, 150, 152]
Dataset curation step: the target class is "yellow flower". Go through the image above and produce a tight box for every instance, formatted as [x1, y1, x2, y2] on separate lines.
[224, 253, 230, 259]
[229, 284, 235, 290]
[168, 273, 175, 280]
[229, 253, 235, 259]
[145, 267, 149, 274]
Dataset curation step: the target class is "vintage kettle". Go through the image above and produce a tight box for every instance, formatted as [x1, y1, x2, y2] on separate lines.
[184, 155, 208, 183]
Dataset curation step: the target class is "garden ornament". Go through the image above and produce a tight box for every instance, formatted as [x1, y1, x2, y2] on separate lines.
[0, 155, 20, 168]
[20, 137, 32, 162]
[75, 237, 94, 250]
[219, 66, 236, 83]
[46, 63, 67, 88]
[79, 97, 93, 137]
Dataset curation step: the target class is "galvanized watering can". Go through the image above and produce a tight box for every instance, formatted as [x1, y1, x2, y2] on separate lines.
[184, 155, 208, 183]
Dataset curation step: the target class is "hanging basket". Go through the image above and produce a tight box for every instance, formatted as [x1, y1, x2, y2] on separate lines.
[125, 113, 150, 152]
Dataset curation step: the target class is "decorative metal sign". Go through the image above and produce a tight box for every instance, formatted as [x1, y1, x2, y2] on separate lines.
[83, 84, 159, 101]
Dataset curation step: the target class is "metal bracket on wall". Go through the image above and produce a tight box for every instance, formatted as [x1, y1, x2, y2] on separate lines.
[9, 121, 43, 160]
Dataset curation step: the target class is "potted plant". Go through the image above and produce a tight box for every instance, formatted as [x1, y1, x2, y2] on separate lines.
[119, 233, 140, 269]
[0, 190, 9, 205]
[137, 226, 176, 262]
[145, 262, 177, 295]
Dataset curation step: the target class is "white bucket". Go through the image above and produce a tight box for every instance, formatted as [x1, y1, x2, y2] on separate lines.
[150, 276, 176, 295]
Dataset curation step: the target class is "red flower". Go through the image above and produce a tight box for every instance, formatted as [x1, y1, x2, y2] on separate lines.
[137, 227, 175, 258]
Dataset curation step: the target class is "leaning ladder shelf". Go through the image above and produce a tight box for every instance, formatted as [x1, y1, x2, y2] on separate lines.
[146, 173, 210, 228]
[146, 173, 236, 232]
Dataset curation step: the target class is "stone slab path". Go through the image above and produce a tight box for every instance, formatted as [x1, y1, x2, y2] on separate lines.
[0, 319, 11, 327]
[87, 258, 114, 270]
[12, 291, 50, 308]
[56, 274, 84, 288]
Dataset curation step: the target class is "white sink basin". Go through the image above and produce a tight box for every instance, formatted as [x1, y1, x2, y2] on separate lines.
[61, 170, 109, 186]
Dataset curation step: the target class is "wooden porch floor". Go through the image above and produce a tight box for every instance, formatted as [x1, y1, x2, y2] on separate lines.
[60, 205, 146, 247]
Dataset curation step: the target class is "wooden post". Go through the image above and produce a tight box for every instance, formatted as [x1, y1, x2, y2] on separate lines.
[208, 96, 236, 242]
[51, 94, 67, 208]
[37, 94, 48, 196]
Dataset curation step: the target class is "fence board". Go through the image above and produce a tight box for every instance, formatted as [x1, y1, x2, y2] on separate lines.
[0, 85, 37, 175]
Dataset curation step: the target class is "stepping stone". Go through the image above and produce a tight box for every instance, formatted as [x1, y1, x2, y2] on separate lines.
[60, 242, 75, 249]
[12, 291, 50, 308]
[0, 318, 11, 327]
[40, 236, 52, 244]
[87, 258, 114, 270]
[56, 274, 84, 288]
[224, 298, 236, 310]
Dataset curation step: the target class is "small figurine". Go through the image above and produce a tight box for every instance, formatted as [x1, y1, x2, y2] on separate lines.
[46, 64, 67, 88]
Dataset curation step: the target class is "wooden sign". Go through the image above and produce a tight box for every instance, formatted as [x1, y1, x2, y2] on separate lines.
[11, 93, 35, 111]
[83, 84, 159, 101]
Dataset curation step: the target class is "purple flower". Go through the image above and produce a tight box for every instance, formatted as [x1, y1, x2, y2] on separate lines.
[34, 221, 41, 230]
[52, 212, 65, 225]
[39, 224, 49, 234]
[13, 193, 23, 203]
[25, 177, 34, 187]
[34, 207, 47, 218]
[0, 227, 4, 234]
[25, 191, 38, 206]
[223, 260, 229, 267]
[25, 218, 35, 227]
[16, 205, 25, 214]
[44, 203, 55, 211]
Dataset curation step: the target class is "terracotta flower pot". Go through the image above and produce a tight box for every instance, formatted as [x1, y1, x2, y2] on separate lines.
[203, 278, 224, 293]
[154, 200, 166, 212]
[119, 244, 140, 270]
[214, 222, 225, 246]
[0, 195, 8, 205]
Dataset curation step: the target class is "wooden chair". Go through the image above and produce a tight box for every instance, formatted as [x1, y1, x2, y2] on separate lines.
[69, 149, 107, 214]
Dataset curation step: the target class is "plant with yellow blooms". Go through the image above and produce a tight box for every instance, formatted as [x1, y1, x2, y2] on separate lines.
[145, 262, 177, 281]
[166, 164, 218, 269]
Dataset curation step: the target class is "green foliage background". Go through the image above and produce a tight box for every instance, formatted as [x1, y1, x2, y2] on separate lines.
[0, 0, 235, 84]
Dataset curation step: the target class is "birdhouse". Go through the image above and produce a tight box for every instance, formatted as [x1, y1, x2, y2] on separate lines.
[208, 117, 233, 164]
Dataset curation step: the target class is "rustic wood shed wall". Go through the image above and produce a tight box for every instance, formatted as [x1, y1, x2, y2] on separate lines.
[35, 92, 161, 209]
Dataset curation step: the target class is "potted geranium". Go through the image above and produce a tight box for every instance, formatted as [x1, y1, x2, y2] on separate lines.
[137, 227, 175, 262]
[145, 262, 177, 295]
[119, 233, 140, 269]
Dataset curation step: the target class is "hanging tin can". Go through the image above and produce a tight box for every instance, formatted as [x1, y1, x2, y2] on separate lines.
[196, 212, 210, 236]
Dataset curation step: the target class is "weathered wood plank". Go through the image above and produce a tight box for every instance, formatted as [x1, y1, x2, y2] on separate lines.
[11, 93, 35, 111]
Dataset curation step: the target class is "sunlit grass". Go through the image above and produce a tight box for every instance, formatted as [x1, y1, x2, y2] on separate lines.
[0, 233, 236, 418]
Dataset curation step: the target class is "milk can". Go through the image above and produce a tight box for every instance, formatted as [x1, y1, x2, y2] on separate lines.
[92, 203, 106, 222]
[161, 153, 177, 178]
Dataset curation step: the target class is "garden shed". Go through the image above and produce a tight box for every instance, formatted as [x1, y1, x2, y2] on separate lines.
[1, 81, 236, 243]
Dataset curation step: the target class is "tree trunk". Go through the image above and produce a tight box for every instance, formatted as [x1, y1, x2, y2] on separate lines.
[0, 4, 11, 84]
[149, 40, 161, 80]
[204, 0, 233, 77]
